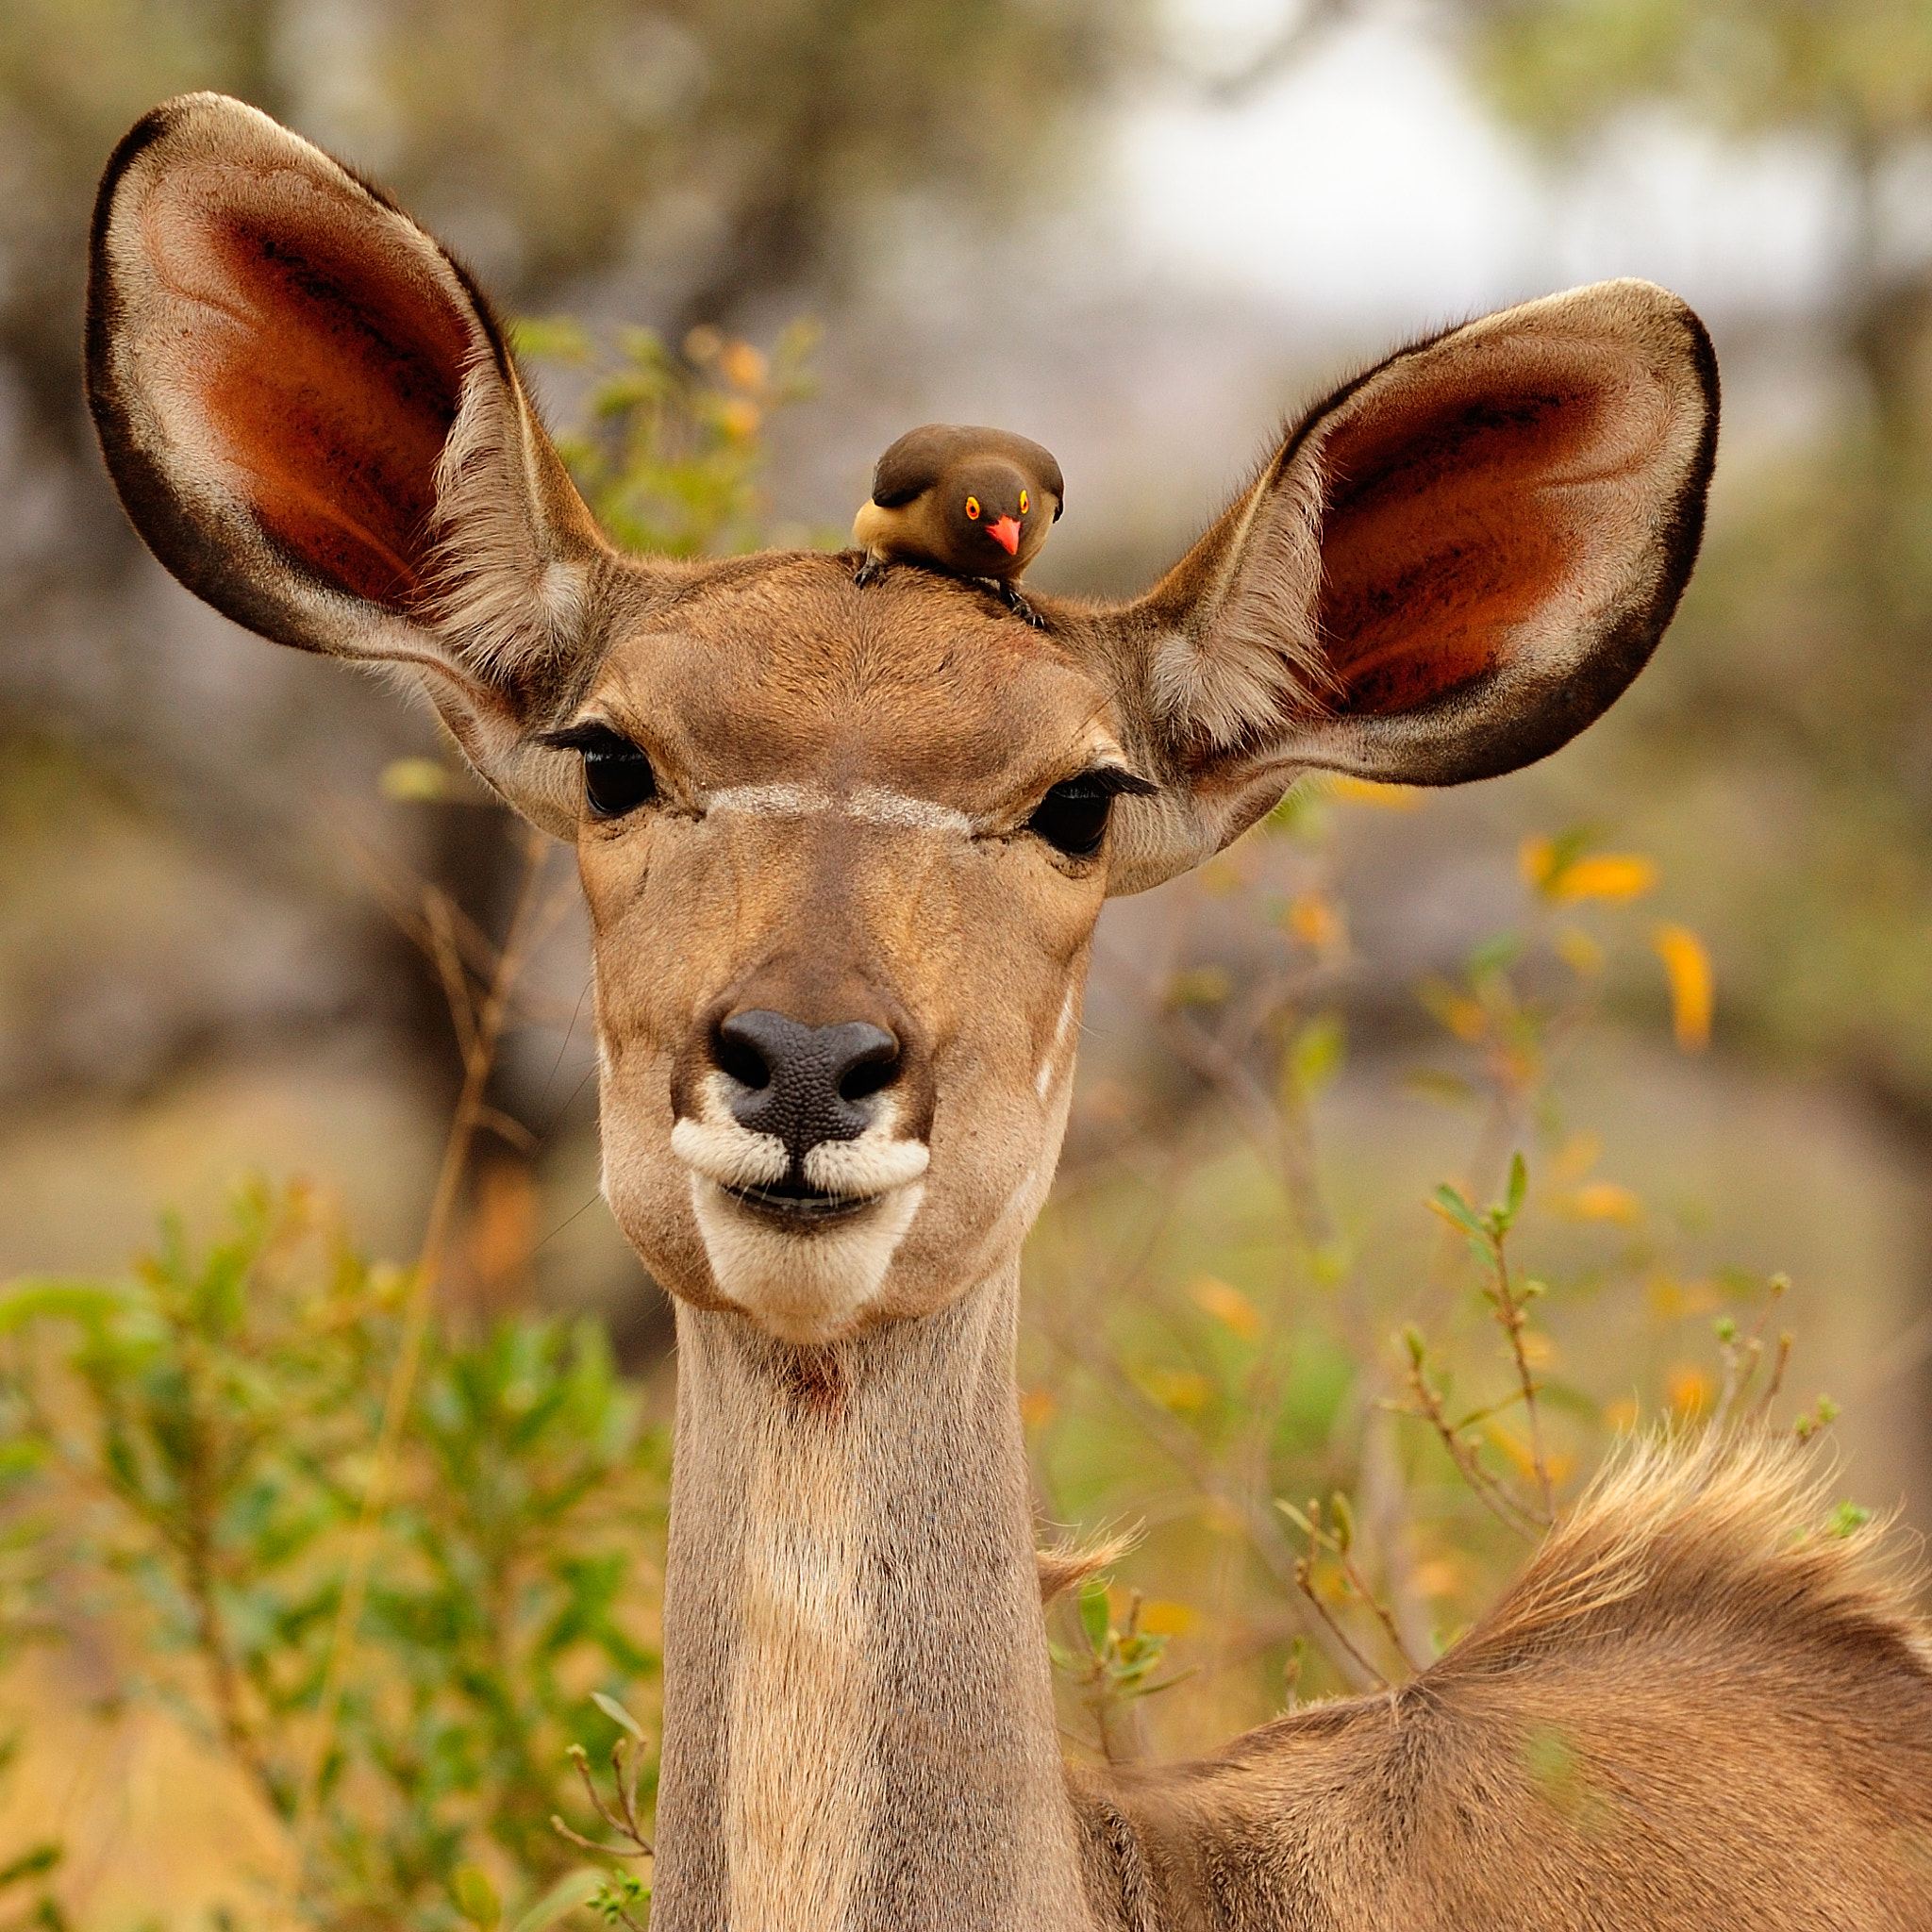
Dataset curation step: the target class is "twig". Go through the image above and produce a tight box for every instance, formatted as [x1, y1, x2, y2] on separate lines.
[294, 828, 558, 1857]
[554, 1740, 653, 1857]
[1293, 1556, 1387, 1690]
[1390, 1355, 1543, 1539]
[1339, 1548, 1422, 1677]
[1487, 1256, 1554, 1524]
[1719, 1274, 1790, 1424]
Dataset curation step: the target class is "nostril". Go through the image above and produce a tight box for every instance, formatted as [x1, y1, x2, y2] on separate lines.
[838, 1043, 899, 1104]
[715, 1014, 774, 1091]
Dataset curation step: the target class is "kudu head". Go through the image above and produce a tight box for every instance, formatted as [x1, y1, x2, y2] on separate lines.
[88, 93, 1717, 1345]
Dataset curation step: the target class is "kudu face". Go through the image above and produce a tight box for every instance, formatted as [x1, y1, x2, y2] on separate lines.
[575, 564, 1124, 1340]
[85, 93, 1719, 1346]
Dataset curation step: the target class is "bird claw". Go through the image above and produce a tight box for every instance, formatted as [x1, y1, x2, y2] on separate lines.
[852, 555, 888, 588]
[979, 577, 1046, 627]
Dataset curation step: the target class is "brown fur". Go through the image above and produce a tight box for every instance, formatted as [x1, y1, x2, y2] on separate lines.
[1077, 1434, 1932, 1928]
[80, 93, 1926, 1932]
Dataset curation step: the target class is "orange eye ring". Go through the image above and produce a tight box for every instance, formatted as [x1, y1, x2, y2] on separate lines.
[1019, 490, 1029, 515]
[964, 495, 981, 520]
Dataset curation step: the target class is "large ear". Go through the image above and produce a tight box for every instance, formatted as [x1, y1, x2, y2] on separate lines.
[1095, 280, 1718, 893]
[85, 92, 616, 836]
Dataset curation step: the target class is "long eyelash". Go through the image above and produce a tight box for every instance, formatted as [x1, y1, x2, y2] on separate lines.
[534, 721, 641, 755]
[1075, 767, 1159, 799]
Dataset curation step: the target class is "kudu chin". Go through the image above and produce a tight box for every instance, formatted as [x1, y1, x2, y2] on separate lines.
[85, 90, 1932, 1932]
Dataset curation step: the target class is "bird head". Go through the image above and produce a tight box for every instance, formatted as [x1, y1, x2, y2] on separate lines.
[954, 459, 1035, 559]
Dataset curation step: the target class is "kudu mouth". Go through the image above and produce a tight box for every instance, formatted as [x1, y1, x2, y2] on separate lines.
[672, 1009, 931, 1207]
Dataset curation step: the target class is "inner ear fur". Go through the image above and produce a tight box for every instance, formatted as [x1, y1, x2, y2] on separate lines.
[1098, 279, 1719, 893]
[86, 92, 616, 832]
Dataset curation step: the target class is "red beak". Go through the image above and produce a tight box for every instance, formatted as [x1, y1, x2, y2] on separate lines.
[987, 515, 1022, 556]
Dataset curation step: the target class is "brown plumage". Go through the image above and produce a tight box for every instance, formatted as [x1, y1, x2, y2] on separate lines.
[851, 423, 1063, 623]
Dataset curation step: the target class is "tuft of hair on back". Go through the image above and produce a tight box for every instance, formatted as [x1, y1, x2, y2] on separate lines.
[1440, 1426, 1932, 1680]
[1037, 1526, 1141, 1607]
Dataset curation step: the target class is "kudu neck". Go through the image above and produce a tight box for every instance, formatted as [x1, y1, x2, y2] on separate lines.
[651, 1264, 1094, 1932]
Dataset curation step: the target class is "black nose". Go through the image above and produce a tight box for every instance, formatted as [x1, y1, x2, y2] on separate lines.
[714, 1009, 901, 1170]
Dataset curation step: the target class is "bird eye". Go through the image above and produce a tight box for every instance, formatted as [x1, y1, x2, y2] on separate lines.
[965, 495, 981, 520]
[1019, 490, 1029, 515]
[1026, 776, 1115, 859]
[581, 736, 657, 820]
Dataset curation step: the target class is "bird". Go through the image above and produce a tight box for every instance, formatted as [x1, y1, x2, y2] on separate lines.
[851, 424, 1063, 624]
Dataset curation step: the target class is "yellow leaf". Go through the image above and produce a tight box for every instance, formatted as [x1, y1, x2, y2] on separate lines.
[1554, 924, 1604, 977]
[1143, 1369, 1213, 1412]
[1190, 1275, 1263, 1341]
[719, 339, 769, 391]
[1482, 1420, 1538, 1477]
[1327, 774, 1422, 809]
[379, 757, 453, 802]
[1019, 1387, 1057, 1430]
[1287, 891, 1343, 952]
[1138, 1599, 1201, 1636]
[1548, 854, 1657, 903]
[1164, 965, 1231, 1010]
[1602, 1394, 1640, 1434]
[1666, 1363, 1714, 1420]
[1644, 1274, 1718, 1322]
[1418, 980, 1489, 1043]
[1551, 1131, 1601, 1184]
[1652, 922, 1712, 1052]
[719, 395, 762, 440]
[1518, 834, 1557, 890]
[1409, 1557, 1460, 1599]
[1563, 1182, 1643, 1224]
[1520, 1330, 1557, 1368]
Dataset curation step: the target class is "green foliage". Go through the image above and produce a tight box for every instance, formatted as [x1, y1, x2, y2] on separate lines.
[1048, 1579, 1191, 1763]
[0, 1184, 667, 1930]
[515, 318, 822, 558]
[0, 0, 1146, 460]
[1464, 0, 1932, 148]
[1030, 782, 1853, 1720]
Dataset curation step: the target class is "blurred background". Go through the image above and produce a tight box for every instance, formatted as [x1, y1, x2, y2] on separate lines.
[3, 0, 1932, 1924]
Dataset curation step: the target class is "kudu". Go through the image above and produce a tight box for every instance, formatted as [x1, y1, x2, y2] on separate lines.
[86, 92, 1932, 1932]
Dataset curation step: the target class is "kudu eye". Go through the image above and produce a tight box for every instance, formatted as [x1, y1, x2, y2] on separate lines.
[583, 739, 657, 819]
[1026, 776, 1115, 859]
[538, 723, 658, 820]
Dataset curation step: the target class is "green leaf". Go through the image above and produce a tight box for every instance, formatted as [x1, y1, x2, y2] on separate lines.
[1327, 1491, 1355, 1554]
[0, 1278, 125, 1335]
[1501, 1152, 1528, 1231]
[510, 1868, 607, 1932]
[1078, 1578, 1111, 1654]
[1827, 1500, 1874, 1540]
[591, 1690, 646, 1742]
[0, 1842, 59, 1890]
[1288, 1013, 1346, 1099]
[1464, 932, 1523, 981]
[453, 1864, 502, 1929]
[1427, 1186, 1487, 1241]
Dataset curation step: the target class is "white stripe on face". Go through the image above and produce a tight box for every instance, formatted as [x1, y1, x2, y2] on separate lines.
[708, 781, 973, 836]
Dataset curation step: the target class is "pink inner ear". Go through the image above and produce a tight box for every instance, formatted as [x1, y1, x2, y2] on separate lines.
[163, 180, 475, 610]
[1316, 342, 1637, 716]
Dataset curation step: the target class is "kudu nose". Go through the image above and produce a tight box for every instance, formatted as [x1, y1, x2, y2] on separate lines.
[714, 1009, 901, 1169]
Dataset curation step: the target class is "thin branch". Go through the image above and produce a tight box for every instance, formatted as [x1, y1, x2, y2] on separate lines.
[1485, 1245, 1554, 1524]
[1388, 1364, 1542, 1540]
[1339, 1549, 1423, 1677]
[1293, 1557, 1388, 1690]
[295, 829, 558, 1858]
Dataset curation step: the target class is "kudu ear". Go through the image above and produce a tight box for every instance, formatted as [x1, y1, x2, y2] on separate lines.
[1096, 280, 1718, 894]
[85, 92, 616, 837]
